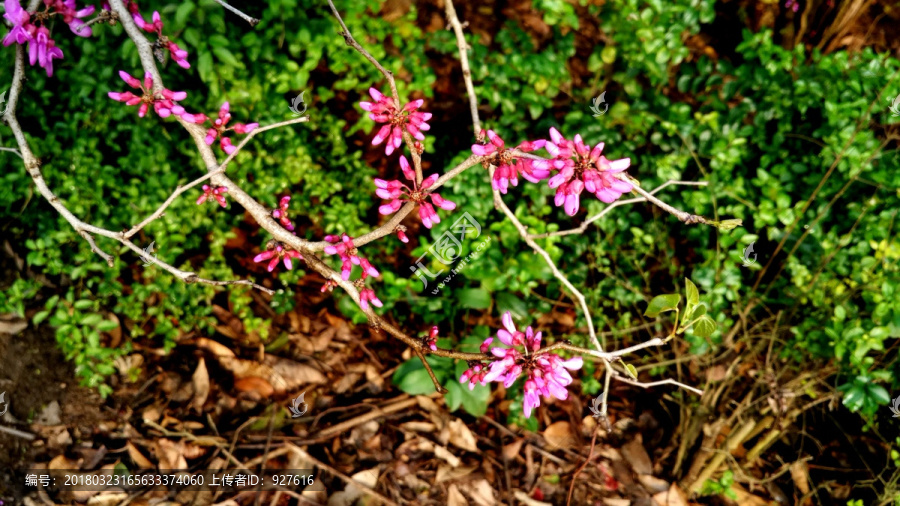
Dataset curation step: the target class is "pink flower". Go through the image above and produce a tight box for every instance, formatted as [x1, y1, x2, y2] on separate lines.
[196, 185, 228, 207]
[253, 243, 303, 273]
[374, 155, 456, 229]
[131, 9, 190, 68]
[464, 311, 584, 418]
[359, 288, 383, 310]
[204, 102, 258, 155]
[321, 280, 338, 293]
[359, 88, 432, 156]
[472, 129, 551, 194]
[460, 364, 489, 391]
[545, 127, 634, 216]
[28, 26, 63, 76]
[272, 196, 294, 231]
[108, 70, 188, 119]
[395, 227, 409, 244]
[2, 0, 32, 46]
[425, 325, 439, 351]
[43, 0, 95, 37]
[323, 234, 380, 281]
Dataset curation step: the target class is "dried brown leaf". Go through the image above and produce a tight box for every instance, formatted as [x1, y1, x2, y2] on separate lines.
[191, 358, 209, 412]
[447, 418, 478, 452]
[542, 421, 577, 451]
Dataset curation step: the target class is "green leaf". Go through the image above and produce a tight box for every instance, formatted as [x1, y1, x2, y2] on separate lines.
[33, 310, 50, 326]
[624, 363, 638, 379]
[693, 315, 717, 338]
[714, 218, 743, 231]
[392, 360, 439, 395]
[685, 278, 700, 307]
[644, 294, 681, 318]
[458, 288, 492, 309]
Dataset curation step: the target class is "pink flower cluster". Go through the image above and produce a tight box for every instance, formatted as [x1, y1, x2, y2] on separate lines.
[108, 71, 187, 118]
[471, 129, 550, 194]
[253, 242, 303, 273]
[107, 74, 258, 155]
[374, 155, 456, 229]
[195, 184, 228, 207]
[360, 88, 432, 156]
[132, 8, 189, 68]
[203, 102, 258, 155]
[546, 127, 633, 216]
[460, 311, 583, 418]
[323, 234, 382, 310]
[2, 0, 94, 76]
[471, 127, 635, 216]
[272, 196, 294, 231]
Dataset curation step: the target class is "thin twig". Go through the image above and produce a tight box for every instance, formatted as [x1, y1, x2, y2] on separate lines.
[529, 180, 708, 239]
[285, 443, 399, 506]
[444, 0, 481, 133]
[212, 0, 260, 26]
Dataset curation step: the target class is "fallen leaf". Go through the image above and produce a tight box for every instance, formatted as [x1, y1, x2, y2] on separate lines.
[542, 421, 577, 451]
[435, 464, 476, 483]
[126, 442, 154, 469]
[465, 479, 496, 506]
[513, 490, 552, 506]
[191, 358, 210, 412]
[447, 484, 468, 506]
[433, 444, 462, 468]
[652, 483, 689, 506]
[502, 439, 524, 461]
[638, 474, 669, 494]
[155, 439, 187, 470]
[621, 435, 653, 475]
[0, 315, 27, 335]
[447, 418, 478, 452]
[86, 492, 129, 506]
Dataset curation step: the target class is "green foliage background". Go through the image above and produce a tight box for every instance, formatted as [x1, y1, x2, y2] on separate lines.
[1, 0, 899, 418]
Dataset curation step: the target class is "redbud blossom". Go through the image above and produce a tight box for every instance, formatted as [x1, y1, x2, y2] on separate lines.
[464, 311, 584, 418]
[359, 88, 432, 156]
[196, 185, 228, 208]
[253, 243, 303, 273]
[545, 127, 634, 216]
[424, 326, 440, 352]
[28, 26, 64, 77]
[272, 196, 294, 231]
[320, 280, 338, 293]
[132, 9, 190, 69]
[108, 70, 188, 119]
[395, 226, 409, 244]
[3, 0, 32, 46]
[323, 234, 380, 281]
[374, 155, 456, 229]
[204, 102, 259, 155]
[471, 129, 551, 194]
[3, 0, 93, 76]
[359, 288, 383, 310]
